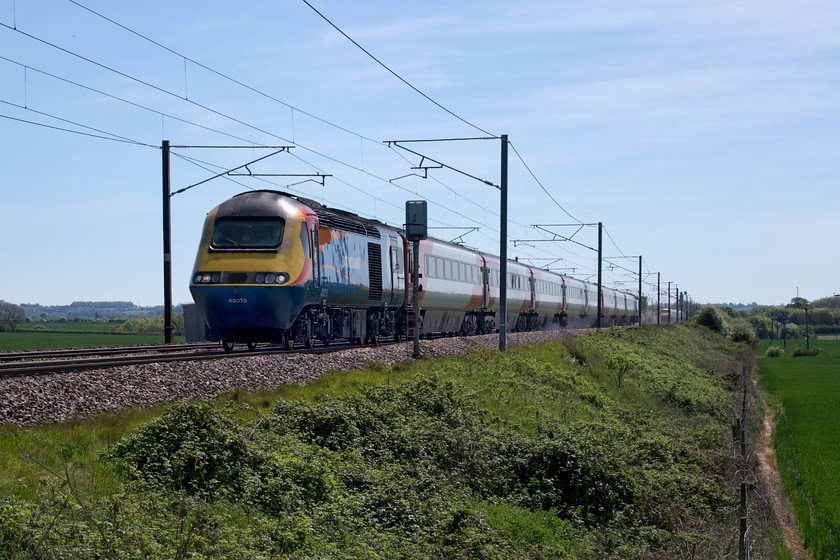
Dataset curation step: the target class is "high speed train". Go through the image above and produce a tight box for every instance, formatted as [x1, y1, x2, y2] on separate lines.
[189, 190, 638, 351]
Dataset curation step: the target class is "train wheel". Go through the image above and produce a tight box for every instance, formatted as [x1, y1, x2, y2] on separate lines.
[247, 342, 257, 351]
[394, 332, 402, 342]
[369, 334, 380, 345]
[320, 336, 331, 347]
[304, 335, 315, 349]
[281, 332, 295, 351]
[222, 339, 234, 353]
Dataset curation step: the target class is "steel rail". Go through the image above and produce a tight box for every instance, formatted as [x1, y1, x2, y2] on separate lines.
[0, 342, 220, 361]
[0, 339, 372, 379]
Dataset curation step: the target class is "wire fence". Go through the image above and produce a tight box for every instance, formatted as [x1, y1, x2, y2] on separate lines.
[732, 363, 752, 560]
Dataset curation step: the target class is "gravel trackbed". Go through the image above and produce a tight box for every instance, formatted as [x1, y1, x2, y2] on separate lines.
[1, 330, 587, 426]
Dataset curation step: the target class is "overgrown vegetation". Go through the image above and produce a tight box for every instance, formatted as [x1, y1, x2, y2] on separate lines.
[694, 305, 758, 345]
[1, 325, 764, 558]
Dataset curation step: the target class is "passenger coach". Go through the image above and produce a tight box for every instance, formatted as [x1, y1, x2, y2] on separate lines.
[190, 190, 638, 350]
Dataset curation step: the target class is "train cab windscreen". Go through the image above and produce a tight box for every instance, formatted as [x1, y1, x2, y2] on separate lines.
[210, 218, 285, 250]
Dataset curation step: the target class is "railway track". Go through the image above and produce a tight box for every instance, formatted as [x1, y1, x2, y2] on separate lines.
[0, 343, 221, 378]
[0, 339, 370, 379]
[0, 327, 582, 380]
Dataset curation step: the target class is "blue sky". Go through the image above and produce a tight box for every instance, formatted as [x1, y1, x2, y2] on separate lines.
[1, 0, 837, 307]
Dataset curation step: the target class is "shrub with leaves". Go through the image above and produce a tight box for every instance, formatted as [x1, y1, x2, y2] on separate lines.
[765, 345, 784, 358]
[696, 307, 724, 333]
[106, 403, 253, 498]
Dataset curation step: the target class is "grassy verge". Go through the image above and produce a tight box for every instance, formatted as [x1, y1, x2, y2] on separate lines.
[1, 325, 754, 558]
[758, 338, 840, 559]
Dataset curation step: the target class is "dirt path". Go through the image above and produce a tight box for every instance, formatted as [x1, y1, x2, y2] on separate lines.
[755, 381, 810, 560]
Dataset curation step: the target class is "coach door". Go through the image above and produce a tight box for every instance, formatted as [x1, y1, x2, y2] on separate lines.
[481, 258, 490, 308]
[389, 236, 404, 306]
[311, 222, 320, 287]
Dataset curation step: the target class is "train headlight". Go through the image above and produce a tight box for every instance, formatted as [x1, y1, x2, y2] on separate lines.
[193, 272, 221, 284]
[253, 272, 289, 284]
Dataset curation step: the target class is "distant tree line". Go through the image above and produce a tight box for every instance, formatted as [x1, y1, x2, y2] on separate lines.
[735, 296, 840, 339]
[0, 301, 25, 332]
[20, 301, 184, 321]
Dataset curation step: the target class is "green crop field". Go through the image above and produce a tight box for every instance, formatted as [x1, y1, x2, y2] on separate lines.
[758, 338, 840, 559]
[19, 320, 121, 333]
[0, 331, 184, 351]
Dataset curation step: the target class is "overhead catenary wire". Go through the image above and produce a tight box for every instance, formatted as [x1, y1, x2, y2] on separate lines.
[0, 19, 506, 238]
[0, 107, 154, 147]
[4, 4, 654, 292]
[509, 142, 583, 224]
[65, 0, 383, 145]
[299, 0, 497, 138]
[60, 1, 535, 245]
[0, 54, 258, 146]
[41, 2, 585, 261]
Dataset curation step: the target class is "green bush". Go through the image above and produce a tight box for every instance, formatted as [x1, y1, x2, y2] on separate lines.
[695, 307, 723, 333]
[731, 330, 755, 344]
[106, 403, 252, 498]
[792, 347, 821, 357]
[765, 345, 784, 358]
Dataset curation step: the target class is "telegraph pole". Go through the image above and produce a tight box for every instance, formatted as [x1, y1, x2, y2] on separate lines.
[161, 143, 296, 345]
[499, 135, 508, 350]
[162, 140, 173, 344]
[385, 134, 507, 350]
[675, 285, 680, 323]
[657, 273, 661, 325]
[596, 222, 603, 329]
[638, 256, 642, 323]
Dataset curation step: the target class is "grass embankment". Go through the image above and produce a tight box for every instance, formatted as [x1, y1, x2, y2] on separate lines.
[1, 325, 751, 558]
[758, 338, 840, 559]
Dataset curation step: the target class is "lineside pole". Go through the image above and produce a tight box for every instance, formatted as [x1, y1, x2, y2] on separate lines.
[596, 222, 602, 329]
[413, 239, 420, 359]
[638, 256, 642, 324]
[499, 134, 508, 351]
[657, 273, 661, 326]
[675, 285, 680, 323]
[162, 140, 173, 344]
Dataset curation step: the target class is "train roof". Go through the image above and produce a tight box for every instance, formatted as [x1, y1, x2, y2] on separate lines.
[221, 190, 638, 301]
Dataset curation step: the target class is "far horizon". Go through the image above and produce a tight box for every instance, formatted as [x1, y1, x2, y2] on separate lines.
[12, 296, 839, 312]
